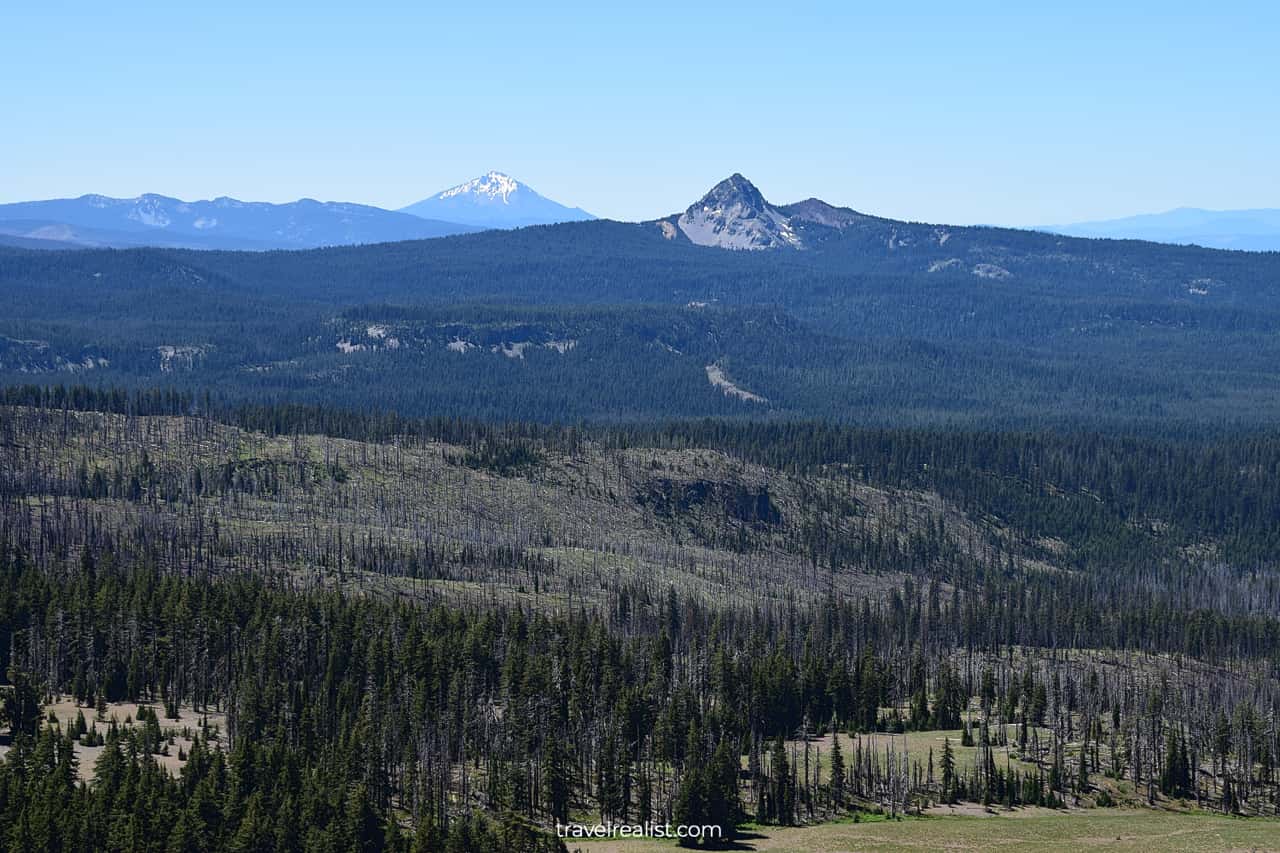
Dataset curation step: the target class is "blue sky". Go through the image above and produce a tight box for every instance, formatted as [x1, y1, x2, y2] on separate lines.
[3, 2, 1277, 225]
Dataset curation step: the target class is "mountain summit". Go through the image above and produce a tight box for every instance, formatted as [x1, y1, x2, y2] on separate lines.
[400, 171, 594, 229]
[675, 174, 802, 250]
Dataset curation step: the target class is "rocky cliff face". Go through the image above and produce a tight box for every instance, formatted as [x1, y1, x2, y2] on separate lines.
[676, 173, 803, 250]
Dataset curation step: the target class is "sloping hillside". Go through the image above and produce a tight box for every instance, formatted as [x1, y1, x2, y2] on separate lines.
[4, 177, 1280, 430]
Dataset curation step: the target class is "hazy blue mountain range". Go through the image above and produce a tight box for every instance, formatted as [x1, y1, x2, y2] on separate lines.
[399, 171, 595, 228]
[1043, 207, 1280, 252]
[0, 193, 483, 250]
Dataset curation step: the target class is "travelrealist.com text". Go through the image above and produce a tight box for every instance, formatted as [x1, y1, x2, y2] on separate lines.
[555, 822, 724, 840]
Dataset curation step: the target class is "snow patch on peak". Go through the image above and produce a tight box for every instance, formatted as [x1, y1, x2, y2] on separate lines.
[129, 198, 172, 229]
[438, 171, 521, 204]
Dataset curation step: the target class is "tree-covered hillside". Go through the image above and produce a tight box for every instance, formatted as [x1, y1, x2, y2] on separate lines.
[1, 394, 1279, 851]
[3, 211, 1280, 432]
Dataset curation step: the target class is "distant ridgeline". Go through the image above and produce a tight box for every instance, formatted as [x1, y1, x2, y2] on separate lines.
[3, 174, 1280, 434]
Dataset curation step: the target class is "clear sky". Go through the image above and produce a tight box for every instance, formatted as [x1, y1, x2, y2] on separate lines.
[3, 2, 1277, 225]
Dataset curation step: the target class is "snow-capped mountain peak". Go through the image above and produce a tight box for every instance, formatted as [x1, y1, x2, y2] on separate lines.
[401, 172, 594, 229]
[437, 171, 521, 204]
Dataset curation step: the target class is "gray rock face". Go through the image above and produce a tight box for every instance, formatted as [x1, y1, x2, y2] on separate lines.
[677, 174, 802, 250]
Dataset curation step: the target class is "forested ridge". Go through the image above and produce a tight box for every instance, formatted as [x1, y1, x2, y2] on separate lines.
[5, 209, 1280, 430]
[1, 391, 1280, 850]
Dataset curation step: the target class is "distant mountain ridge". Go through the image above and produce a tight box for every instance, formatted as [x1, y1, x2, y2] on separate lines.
[656, 173, 877, 251]
[0, 193, 482, 250]
[12, 174, 1273, 257]
[400, 171, 595, 229]
[6, 171, 1280, 431]
[0, 170, 596, 250]
[1043, 207, 1280, 252]
[660, 176, 1280, 257]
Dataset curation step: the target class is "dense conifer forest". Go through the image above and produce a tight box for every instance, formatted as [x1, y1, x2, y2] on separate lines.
[4, 212, 1280, 430]
[1, 389, 1279, 850]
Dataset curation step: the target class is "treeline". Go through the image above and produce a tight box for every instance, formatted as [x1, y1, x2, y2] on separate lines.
[633, 420, 1280, 565]
[4, 403, 1280, 662]
[8, 386, 1280, 564]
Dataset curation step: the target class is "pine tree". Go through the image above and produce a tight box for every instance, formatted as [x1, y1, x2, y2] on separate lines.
[941, 737, 957, 804]
[544, 738, 571, 826]
[345, 784, 385, 853]
[673, 767, 706, 848]
[703, 741, 741, 842]
[1, 666, 41, 739]
[829, 734, 846, 810]
[770, 737, 794, 825]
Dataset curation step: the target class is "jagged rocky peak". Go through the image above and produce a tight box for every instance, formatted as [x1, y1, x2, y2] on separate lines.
[693, 173, 770, 213]
[677, 174, 802, 250]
